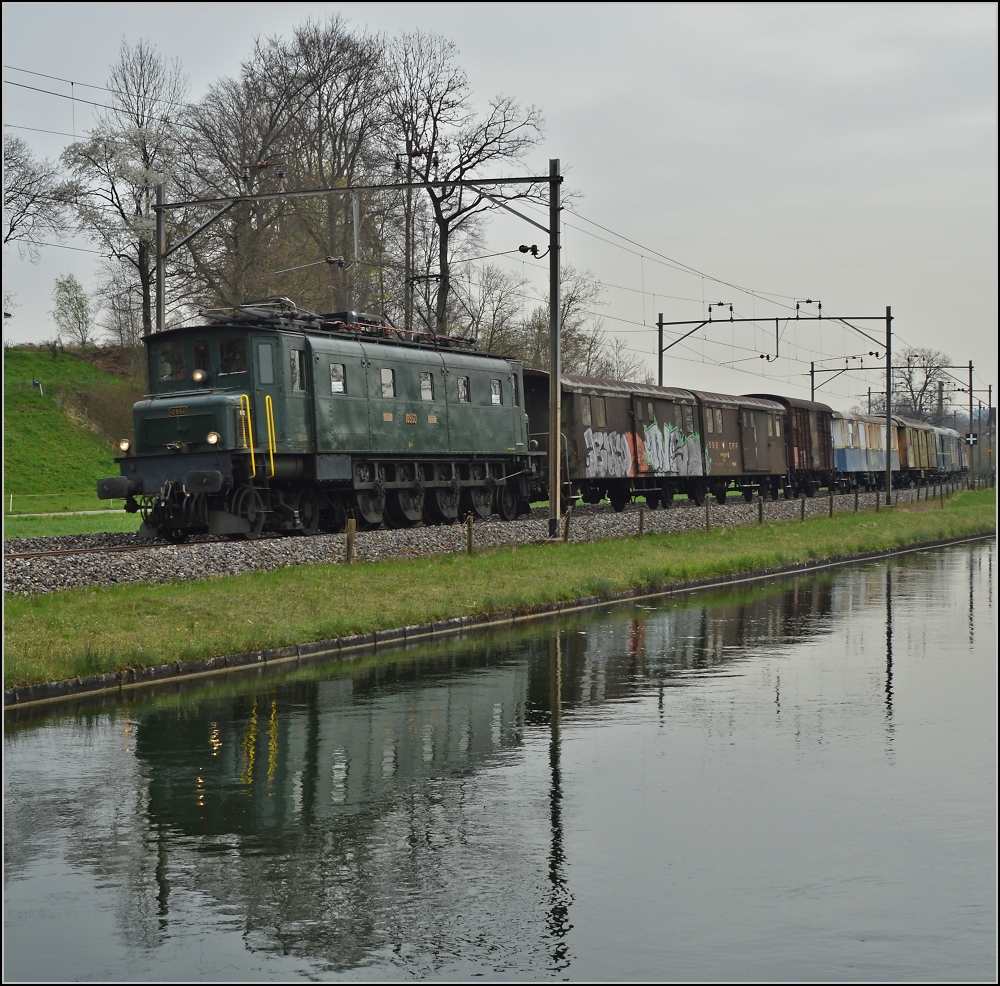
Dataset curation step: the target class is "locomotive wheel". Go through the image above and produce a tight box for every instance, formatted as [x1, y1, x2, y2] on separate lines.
[356, 491, 385, 528]
[386, 489, 424, 527]
[496, 484, 519, 521]
[295, 486, 320, 536]
[425, 488, 461, 524]
[462, 488, 493, 520]
[320, 495, 348, 533]
[233, 485, 265, 540]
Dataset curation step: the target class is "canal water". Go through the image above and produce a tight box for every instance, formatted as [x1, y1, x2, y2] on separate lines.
[3, 540, 995, 982]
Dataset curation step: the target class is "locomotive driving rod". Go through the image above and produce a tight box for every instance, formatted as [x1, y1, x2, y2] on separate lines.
[154, 161, 566, 536]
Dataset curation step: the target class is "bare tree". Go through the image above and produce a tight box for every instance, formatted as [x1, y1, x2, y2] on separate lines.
[96, 258, 145, 347]
[3, 133, 72, 261]
[51, 273, 97, 348]
[387, 31, 542, 334]
[893, 347, 952, 422]
[453, 262, 527, 349]
[62, 40, 188, 333]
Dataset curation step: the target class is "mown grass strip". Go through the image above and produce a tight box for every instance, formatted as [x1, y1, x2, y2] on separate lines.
[3, 490, 994, 689]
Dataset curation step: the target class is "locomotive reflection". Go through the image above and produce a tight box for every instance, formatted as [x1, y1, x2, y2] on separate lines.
[125, 574, 850, 969]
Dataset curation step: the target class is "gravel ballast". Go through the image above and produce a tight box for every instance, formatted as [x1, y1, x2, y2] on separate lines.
[2, 489, 939, 596]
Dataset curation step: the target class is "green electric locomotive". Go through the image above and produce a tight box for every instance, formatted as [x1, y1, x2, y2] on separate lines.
[97, 301, 538, 540]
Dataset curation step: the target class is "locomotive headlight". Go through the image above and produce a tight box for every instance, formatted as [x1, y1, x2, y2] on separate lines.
[192, 369, 207, 383]
[118, 439, 131, 453]
[206, 431, 221, 445]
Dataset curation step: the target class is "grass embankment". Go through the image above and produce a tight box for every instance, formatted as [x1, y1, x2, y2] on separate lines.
[4, 490, 994, 690]
[3, 512, 142, 539]
[3, 347, 141, 515]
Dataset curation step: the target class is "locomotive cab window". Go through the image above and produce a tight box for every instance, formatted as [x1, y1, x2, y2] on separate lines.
[420, 372, 435, 401]
[581, 396, 592, 427]
[330, 363, 346, 394]
[257, 343, 274, 385]
[491, 379, 502, 405]
[219, 336, 247, 375]
[194, 340, 210, 373]
[457, 376, 471, 402]
[381, 368, 396, 398]
[154, 339, 186, 383]
[290, 350, 307, 393]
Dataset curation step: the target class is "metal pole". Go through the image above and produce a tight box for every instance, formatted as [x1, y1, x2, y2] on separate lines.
[885, 306, 892, 504]
[969, 361, 974, 488]
[548, 159, 562, 539]
[810, 362, 815, 402]
[989, 384, 993, 486]
[404, 140, 412, 334]
[155, 183, 165, 332]
[657, 313, 664, 387]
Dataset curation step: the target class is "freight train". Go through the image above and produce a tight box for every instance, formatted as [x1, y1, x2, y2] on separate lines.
[96, 300, 968, 540]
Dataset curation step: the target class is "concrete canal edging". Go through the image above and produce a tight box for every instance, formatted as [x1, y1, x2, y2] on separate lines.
[5, 531, 994, 710]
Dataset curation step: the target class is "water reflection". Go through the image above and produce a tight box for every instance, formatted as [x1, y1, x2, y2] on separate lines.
[4, 541, 995, 981]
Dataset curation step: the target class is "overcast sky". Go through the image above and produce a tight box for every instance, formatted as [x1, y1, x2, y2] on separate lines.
[3, 2, 996, 410]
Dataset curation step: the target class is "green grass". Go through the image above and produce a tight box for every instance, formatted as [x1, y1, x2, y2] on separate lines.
[4, 489, 993, 690]
[3, 512, 143, 539]
[3, 347, 135, 513]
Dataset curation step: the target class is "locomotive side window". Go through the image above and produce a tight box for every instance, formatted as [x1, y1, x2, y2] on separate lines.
[290, 350, 307, 392]
[258, 344, 274, 385]
[491, 379, 502, 405]
[155, 339, 186, 382]
[513, 375, 520, 406]
[420, 372, 435, 401]
[219, 336, 247, 375]
[330, 363, 346, 394]
[595, 397, 607, 428]
[458, 376, 470, 402]
[715, 409, 723, 432]
[381, 368, 396, 398]
[581, 396, 592, 427]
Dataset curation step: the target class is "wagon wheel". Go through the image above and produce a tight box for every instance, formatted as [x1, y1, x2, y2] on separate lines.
[425, 487, 460, 524]
[689, 484, 706, 507]
[386, 488, 424, 528]
[609, 488, 629, 513]
[232, 485, 265, 540]
[355, 491, 385, 528]
[661, 488, 674, 510]
[783, 483, 795, 500]
[496, 484, 518, 522]
[295, 486, 321, 536]
[742, 487, 754, 503]
[646, 491, 661, 510]
[462, 487, 493, 520]
[715, 487, 727, 505]
[769, 480, 781, 501]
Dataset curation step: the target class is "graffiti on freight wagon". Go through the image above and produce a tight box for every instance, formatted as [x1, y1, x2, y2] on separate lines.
[640, 421, 704, 477]
[583, 428, 634, 478]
